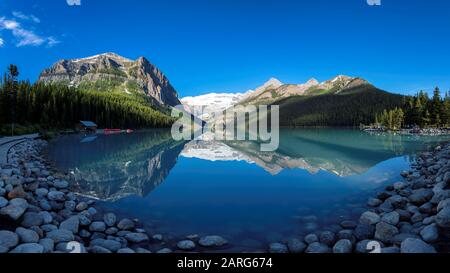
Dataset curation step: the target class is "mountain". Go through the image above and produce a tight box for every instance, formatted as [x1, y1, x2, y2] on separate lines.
[239, 75, 371, 105]
[181, 92, 246, 121]
[183, 75, 405, 127]
[38, 52, 180, 107]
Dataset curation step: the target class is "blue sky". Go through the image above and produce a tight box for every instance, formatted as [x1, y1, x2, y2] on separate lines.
[0, 0, 449, 97]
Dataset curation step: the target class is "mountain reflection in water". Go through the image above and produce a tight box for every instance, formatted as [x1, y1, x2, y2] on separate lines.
[47, 129, 447, 201]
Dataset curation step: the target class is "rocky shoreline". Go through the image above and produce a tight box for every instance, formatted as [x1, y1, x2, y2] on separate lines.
[268, 141, 450, 253]
[1, 138, 449, 253]
[0, 139, 228, 253]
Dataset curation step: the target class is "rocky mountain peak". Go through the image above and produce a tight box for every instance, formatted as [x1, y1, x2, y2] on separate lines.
[39, 52, 180, 107]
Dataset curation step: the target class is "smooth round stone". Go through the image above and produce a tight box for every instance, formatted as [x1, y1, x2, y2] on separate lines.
[90, 245, 112, 253]
[333, 239, 353, 253]
[367, 198, 382, 207]
[305, 242, 331, 253]
[354, 224, 375, 240]
[118, 248, 135, 253]
[381, 246, 400, 253]
[89, 221, 106, 232]
[287, 238, 306, 253]
[117, 218, 135, 230]
[10, 243, 44, 253]
[34, 188, 48, 197]
[75, 202, 88, 212]
[53, 180, 69, 189]
[374, 222, 399, 243]
[60, 216, 80, 233]
[408, 189, 434, 205]
[41, 224, 58, 233]
[135, 248, 152, 253]
[15, 227, 39, 243]
[104, 213, 117, 227]
[39, 211, 53, 224]
[152, 234, 163, 241]
[90, 239, 122, 252]
[381, 211, 400, 226]
[46, 229, 74, 243]
[156, 248, 172, 253]
[124, 233, 149, 244]
[177, 240, 196, 250]
[39, 238, 54, 253]
[105, 227, 119, 235]
[304, 233, 319, 244]
[64, 201, 76, 211]
[0, 198, 28, 220]
[47, 191, 65, 202]
[87, 207, 97, 216]
[319, 231, 336, 247]
[436, 206, 450, 228]
[268, 243, 289, 253]
[420, 224, 439, 243]
[337, 230, 356, 243]
[0, 197, 8, 208]
[401, 238, 437, 253]
[0, 230, 19, 249]
[21, 212, 44, 228]
[198, 235, 228, 247]
[340, 220, 357, 229]
[359, 211, 380, 225]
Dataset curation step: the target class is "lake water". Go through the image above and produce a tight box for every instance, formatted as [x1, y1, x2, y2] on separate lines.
[46, 129, 448, 252]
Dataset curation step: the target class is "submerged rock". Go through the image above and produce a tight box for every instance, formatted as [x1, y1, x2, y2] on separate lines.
[198, 235, 228, 247]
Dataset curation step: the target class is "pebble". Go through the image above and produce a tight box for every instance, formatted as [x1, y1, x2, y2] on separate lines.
[333, 239, 353, 253]
[117, 218, 135, 230]
[177, 240, 196, 250]
[103, 213, 117, 227]
[0, 230, 19, 250]
[420, 224, 439, 243]
[268, 243, 289, 253]
[359, 211, 380, 225]
[319, 231, 336, 247]
[60, 216, 80, 233]
[21, 212, 44, 228]
[400, 238, 437, 253]
[10, 243, 44, 253]
[124, 233, 149, 244]
[198, 235, 228, 247]
[15, 227, 39, 243]
[287, 238, 306, 253]
[89, 221, 106, 232]
[305, 242, 330, 253]
[374, 222, 399, 243]
[304, 233, 319, 244]
[0, 198, 28, 220]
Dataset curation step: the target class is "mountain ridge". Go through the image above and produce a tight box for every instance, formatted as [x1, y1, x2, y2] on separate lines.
[38, 52, 180, 107]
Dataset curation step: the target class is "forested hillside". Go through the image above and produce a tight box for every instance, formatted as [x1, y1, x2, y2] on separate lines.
[0, 65, 174, 134]
[273, 84, 406, 127]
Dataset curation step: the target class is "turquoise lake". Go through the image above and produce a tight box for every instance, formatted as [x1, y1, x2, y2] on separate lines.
[46, 129, 449, 251]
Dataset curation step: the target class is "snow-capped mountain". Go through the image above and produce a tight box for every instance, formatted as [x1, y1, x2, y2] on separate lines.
[181, 92, 247, 120]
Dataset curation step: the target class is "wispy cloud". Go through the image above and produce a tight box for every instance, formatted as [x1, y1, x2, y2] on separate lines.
[0, 37, 4, 47]
[12, 11, 41, 23]
[0, 14, 60, 47]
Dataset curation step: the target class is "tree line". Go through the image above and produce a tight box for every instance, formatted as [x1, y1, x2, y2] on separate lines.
[376, 87, 450, 130]
[0, 65, 174, 135]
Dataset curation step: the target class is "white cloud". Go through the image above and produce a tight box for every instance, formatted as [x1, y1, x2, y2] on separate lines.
[0, 37, 4, 47]
[12, 11, 41, 23]
[0, 15, 59, 47]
